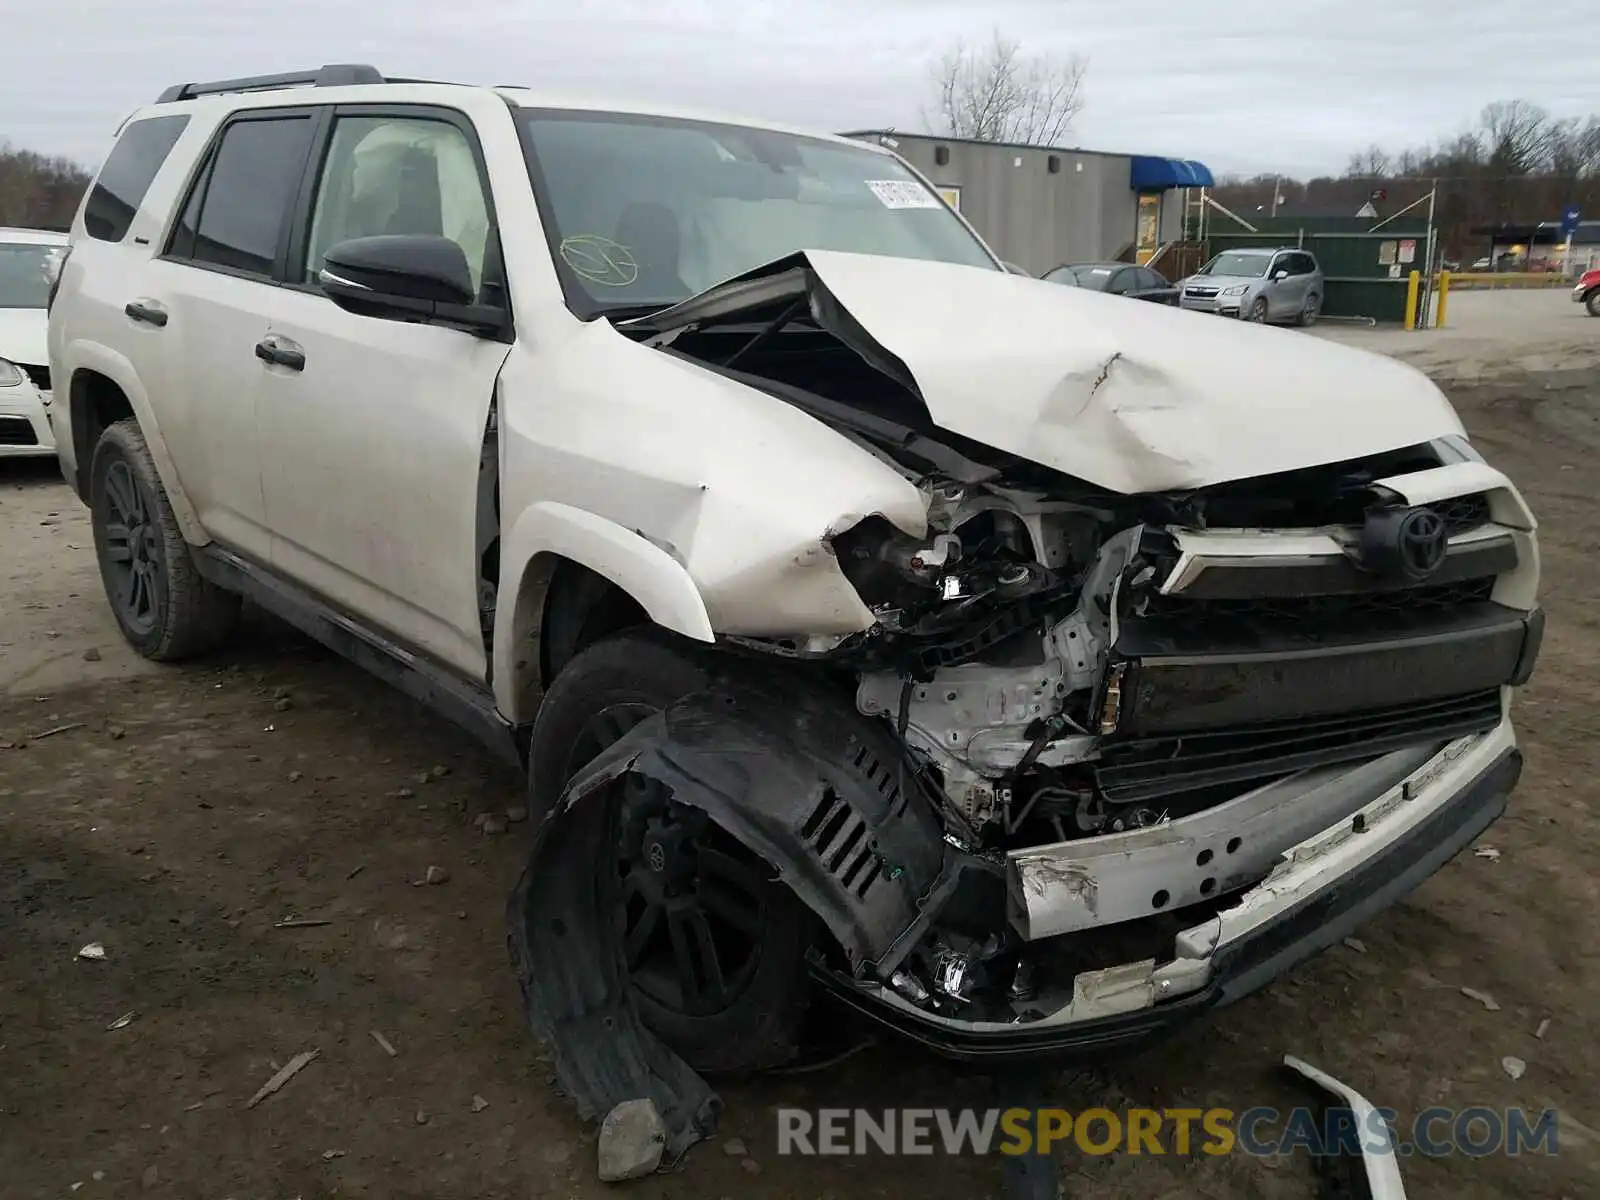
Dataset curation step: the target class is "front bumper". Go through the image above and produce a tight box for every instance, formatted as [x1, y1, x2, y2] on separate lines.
[817, 716, 1520, 1062]
[0, 379, 55, 457]
[1178, 293, 1249, 317]
[1575, 283, 1594, 302]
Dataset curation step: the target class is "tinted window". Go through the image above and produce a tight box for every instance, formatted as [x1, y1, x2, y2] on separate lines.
[84, 115, 190, 243]
[182, 116, 314, 276]
[1299, 254, 1320, 274]
[1106, 269, 1135, 294]
[1138, 268, 1168, 289]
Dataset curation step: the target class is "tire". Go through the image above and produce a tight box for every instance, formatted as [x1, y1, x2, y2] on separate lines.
[1586, 289, 1600, 317]
[1297, 292, 1321, 327]
[1248, 296, 1270, 323]
[519, 630, 811, 1075]
[89, 418, 239, 660]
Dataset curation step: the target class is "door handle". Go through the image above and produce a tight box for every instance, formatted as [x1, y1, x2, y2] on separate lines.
[124, 300, 168, 327]
[254, 335, 306, 372]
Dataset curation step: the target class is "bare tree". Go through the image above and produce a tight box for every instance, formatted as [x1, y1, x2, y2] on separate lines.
[1481, 100, 1554, 174]
[925, 31, 1087, 147]
[1344, 144, 1393, 179]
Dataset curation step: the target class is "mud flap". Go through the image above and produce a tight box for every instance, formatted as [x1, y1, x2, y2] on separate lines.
[508, 676, 948, 1155]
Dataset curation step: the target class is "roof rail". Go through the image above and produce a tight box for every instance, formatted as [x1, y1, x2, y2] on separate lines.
[155, 64, 384, 103]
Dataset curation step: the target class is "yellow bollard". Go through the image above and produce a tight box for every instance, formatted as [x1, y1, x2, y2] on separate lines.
[1436, 271, 1451, 327]
[1404, 270, 1421, 330]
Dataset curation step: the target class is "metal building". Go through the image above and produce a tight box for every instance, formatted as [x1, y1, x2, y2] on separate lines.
[845, 131, 1213, 277]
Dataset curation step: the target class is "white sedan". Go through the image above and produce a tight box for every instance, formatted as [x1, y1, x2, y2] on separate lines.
[0, 226, 68, 457]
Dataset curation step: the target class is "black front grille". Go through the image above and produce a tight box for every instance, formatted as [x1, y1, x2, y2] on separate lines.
[19, 363, 50, 393]
[1431, 493, 1492, 536]
[1095, 688, 1503, 806]
[0, 415, 40, 446]
[1141, 577, 1495, 632]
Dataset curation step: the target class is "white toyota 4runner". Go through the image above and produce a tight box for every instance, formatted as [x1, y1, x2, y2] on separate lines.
[50, 66, 1542, 1150]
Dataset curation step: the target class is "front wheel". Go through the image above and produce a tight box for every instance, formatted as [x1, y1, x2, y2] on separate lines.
[517, 631, 811, 1075]
[1586, 289, 1600, 317]
[89, 418, 239, 660]
[1249, 296, 1270, 322]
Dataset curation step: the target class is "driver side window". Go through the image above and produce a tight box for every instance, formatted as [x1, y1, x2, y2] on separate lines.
[303, 114, 494, 297]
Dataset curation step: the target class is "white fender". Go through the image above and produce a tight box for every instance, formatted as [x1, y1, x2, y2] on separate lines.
[493, 500, 715, 719]
[61, 339, 209, 546]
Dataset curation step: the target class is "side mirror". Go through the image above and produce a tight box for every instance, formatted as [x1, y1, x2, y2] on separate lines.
[1270, 267, 1289, 281]
[320, 235, 504, 335]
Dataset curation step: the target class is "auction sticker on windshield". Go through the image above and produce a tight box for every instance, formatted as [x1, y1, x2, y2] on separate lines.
[866, 179, 941, 209]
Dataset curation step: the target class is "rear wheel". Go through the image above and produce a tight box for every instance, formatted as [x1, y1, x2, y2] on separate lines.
[89, 419, 239, 660]
[1297, 292, 1321, 327]
[519, 631, 810, 1074]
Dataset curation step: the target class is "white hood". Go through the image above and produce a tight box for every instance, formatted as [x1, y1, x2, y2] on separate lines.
[0, 308, 49, 373]
[646, 250, 1465, 494]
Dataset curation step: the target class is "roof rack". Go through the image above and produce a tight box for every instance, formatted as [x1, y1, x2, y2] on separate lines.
[155, 64, 385, 103]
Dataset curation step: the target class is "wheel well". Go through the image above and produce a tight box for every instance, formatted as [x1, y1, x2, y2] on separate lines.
[539, 558, 649, 687]
[69, 370, 134, 497]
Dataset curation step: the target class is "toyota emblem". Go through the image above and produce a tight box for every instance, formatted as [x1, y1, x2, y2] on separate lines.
[1396, 508, 1447, 578]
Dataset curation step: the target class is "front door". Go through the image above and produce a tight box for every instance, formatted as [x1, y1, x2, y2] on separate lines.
[256, 107, 513, 680]
[1135, 193, 1161, 265]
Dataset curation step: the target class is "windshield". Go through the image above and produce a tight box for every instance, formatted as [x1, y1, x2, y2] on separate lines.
[1045, 265, 1115, 291]
[1200, 252, 1270, 278]
[518, 110, 999, 315]
[0, 243, 63, 309]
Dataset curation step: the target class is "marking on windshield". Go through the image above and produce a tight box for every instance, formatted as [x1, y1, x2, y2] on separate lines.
[559, 235, 639, 287]
[865, 180, 941, 210]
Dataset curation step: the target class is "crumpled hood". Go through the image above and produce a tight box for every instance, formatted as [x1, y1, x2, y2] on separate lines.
[0, 308, 49, 372]
[642, 250, 1464, 494]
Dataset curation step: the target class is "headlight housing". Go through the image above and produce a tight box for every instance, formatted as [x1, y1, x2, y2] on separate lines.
[0, 357, 22, 388]
[1222, 284, 1249, 296]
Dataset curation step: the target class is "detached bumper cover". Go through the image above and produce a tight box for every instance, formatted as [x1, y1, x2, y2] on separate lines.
[817, 720, 1520, 1062]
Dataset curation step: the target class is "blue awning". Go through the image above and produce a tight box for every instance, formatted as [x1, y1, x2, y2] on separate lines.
[1130, 156, 1215, 190]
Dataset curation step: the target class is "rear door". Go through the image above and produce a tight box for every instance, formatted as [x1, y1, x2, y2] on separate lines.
[144, 109, 321, 559]
[255, 103, 513, 680]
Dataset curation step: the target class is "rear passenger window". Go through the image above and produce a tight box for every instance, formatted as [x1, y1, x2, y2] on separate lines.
[84, 115, 190, 243]
[171, 115, 315, 277]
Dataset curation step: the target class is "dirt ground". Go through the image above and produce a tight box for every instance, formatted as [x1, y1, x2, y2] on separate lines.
[2, 290, 1597, 1199]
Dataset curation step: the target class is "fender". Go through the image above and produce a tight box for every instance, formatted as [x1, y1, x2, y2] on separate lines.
[63, 339, 209, 546]
[507, 667, 952, 1148]
[492, 500, 715, 719]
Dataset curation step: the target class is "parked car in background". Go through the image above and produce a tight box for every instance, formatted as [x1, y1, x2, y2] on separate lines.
[1179, 246, 1323, 325]
[1042, 262, 1177, 304]
[1573, 268, 1600, 316]
[0, 227, 68, 456]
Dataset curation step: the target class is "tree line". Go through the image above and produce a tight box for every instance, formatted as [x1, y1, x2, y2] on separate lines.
[0, 142, 90, 229]
[1210, 101, 1600, 260]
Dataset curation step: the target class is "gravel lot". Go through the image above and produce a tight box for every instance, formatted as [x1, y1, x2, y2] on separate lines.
[2, 289, 1597, 1199]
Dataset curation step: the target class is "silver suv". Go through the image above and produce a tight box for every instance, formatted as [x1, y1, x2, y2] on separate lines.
[48, 64, 1540, 1164]
[1179, 246, 1324, 325]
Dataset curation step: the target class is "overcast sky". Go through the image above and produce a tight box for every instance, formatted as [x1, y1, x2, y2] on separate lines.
[5, 0, 1597, 178]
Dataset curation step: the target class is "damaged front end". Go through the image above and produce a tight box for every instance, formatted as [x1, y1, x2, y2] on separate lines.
[515, 250, 1542, 1143]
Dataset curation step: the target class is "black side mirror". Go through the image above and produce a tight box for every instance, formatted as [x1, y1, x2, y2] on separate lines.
[320, 235, 505, 336]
